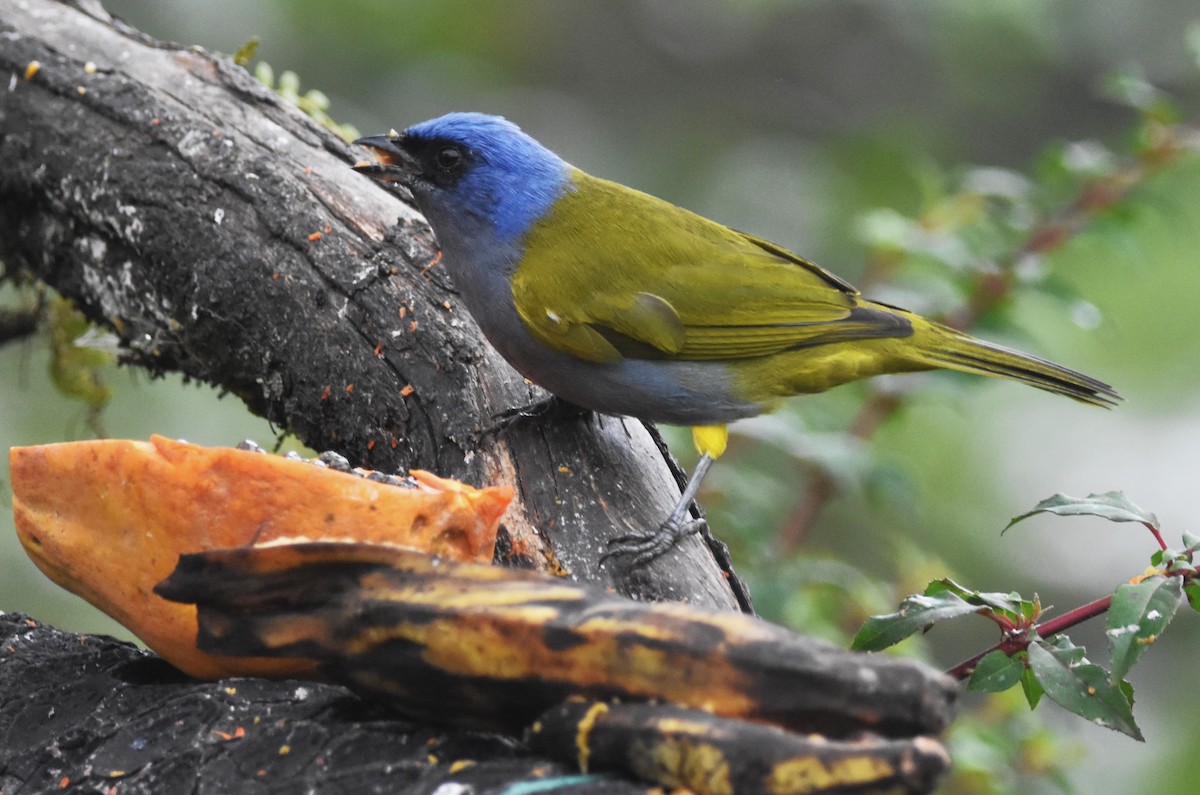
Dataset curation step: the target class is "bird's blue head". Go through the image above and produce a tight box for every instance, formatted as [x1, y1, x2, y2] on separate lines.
[355, 113, 571, 244]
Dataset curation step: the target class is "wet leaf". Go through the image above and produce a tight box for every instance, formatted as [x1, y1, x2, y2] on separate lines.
[925, 578, 1027, 616]
[1004, 491, 1159, 533]
[967, 649, 1025, 693]
[1107, 576, 1182, 680]
[852, 588, 980, 651]
[1020, 664, 1044, 709]
[1185, 582, 1200, 614]
[1026, 642, 1143, 740]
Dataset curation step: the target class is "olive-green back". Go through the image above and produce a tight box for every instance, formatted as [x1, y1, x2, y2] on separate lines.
[512, 169, 899, 364]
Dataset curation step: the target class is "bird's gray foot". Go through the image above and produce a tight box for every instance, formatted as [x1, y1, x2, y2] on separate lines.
[484, 396, 591, 435]
[601, 516, 707, 567]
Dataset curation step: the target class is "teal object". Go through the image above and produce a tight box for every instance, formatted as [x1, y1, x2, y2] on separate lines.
[496, 775, 615, 794]
[354, 113, 1119, 564]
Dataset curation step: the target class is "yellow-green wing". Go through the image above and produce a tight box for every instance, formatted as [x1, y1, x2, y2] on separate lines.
[513, 170, 908, 363]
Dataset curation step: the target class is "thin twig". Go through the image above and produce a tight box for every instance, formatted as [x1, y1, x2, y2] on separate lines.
[947, 549, 1196, 681]
[946, 595, 1113, 680]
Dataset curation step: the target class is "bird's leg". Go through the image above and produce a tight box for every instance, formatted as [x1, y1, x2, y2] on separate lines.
[602, 454, 715, 566]
[602, 423, 728, 566]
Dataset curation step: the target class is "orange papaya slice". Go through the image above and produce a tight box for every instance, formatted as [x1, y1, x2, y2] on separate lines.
[9, 435, 512, 679]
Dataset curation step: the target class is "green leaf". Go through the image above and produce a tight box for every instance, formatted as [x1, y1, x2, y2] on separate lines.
[1166, 559, 1196, 578]
[233, 36, 260, 67]
[1041, 633, 1086, 665]
[922, 578, 970, 598]
[973, 591, 1030, 617]
[1020, 665, 1044, 709]
[47, 296, 116, 411]
[1102, 68, 1167, 112]
[1119, 679, 1136, 709]
[1106, 576, 1182, 680]
[1004, 491, 1159, 534]
[967, 649, 1025, 693]
[851, 589, 980, 651]
[254, 61, 275, 88]
[1026, 642, 1143, 740]
[925, 578, 1027, 616]
[1186, 582, 1200, 613]
[1183, 531, 1200, 550]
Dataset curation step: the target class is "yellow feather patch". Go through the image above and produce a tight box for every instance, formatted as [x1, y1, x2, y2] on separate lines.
[691, 425, 728, 458]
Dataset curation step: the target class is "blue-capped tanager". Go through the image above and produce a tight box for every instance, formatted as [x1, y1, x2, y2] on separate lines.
[353, 113, 1119, 565]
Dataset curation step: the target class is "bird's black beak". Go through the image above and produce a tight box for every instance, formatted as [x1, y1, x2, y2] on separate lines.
[353, 131, 419, 184]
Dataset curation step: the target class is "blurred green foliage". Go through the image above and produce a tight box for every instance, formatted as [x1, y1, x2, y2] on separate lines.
[4, 3, 1200, 793]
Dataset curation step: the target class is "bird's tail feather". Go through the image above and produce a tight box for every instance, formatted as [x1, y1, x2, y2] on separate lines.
[915, 324, 1121, 408]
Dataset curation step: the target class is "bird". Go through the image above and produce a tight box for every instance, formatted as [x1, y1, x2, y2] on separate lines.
[353, 112, 1119, 566]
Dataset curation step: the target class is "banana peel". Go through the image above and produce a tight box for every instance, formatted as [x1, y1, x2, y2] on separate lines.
[528, 700, 950, 795]
[157, 541, 955, 794]
[9, 435, 512, 679]
[155, 540, 957, 739]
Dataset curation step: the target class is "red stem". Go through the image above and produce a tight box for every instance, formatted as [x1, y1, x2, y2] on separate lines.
[1144, 521, 1168, 551]
[947, 595, 1113, 680]
[981, 609, 1017, 632]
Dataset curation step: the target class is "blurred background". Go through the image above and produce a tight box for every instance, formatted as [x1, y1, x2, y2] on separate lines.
[3, 2, 1199, 793]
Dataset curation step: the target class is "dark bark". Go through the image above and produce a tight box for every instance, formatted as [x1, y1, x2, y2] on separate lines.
[0, 611, 641, 794]
[0, 0, 748, 610]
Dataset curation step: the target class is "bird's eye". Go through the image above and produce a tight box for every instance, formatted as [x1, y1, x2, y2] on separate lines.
[436, 146, 463, 171]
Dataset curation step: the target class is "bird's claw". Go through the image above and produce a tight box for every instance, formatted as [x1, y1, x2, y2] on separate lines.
[483, 396, 591, 435]
[601, 517, 708, 567]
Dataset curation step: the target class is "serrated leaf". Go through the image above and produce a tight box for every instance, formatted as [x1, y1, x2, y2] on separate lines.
[1004, 491, 1159, 533]
[1041, 633, 1086, 665]
[1106, 576, 1182, 680]
[851, 590, 980, 651]
[925, 578, 1025, 615]
[1119, 678, 1135, 709]
[922, 578, 970, 598]
[1023, 594, 1041, 621]
[1027, 642, 1143, 740]
[972, 591, 1029, 616]
[1020, 665, 1044, 709]
[967, 649, 1025, 693]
